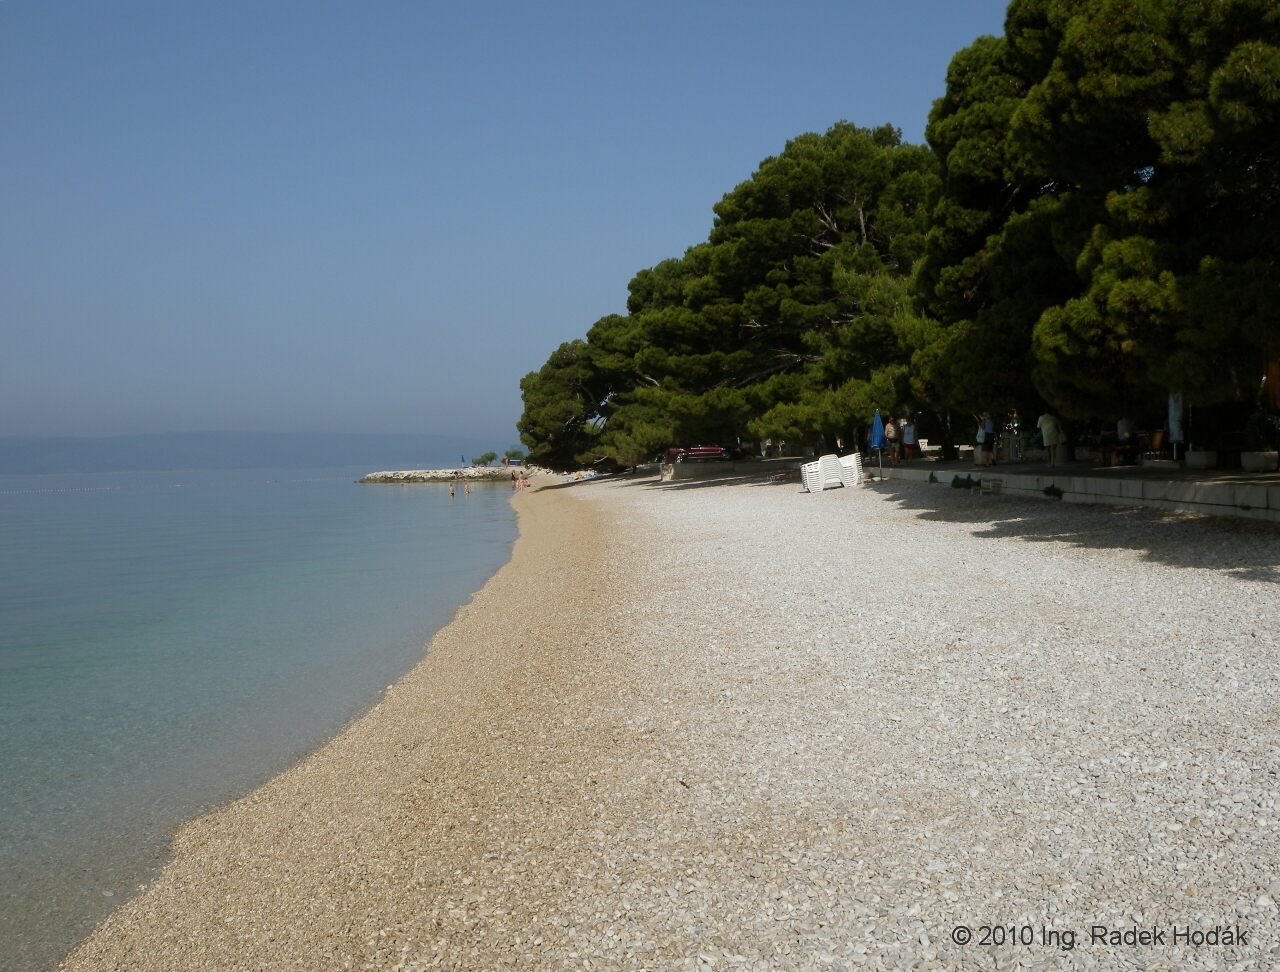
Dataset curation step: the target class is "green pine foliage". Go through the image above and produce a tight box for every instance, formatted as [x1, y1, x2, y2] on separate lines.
[516, 339, 605, 469]
[920, 0, 1280, 417]
[519, 1, 1279, 465]
[519, 123, 940, 466]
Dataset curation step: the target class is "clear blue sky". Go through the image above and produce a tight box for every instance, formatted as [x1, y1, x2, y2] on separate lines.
[2, 0, 1010, 441]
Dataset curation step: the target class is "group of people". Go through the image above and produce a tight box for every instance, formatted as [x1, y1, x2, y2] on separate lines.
[973, 409, 1064, 468]
[448, 469, 531, 496]
[875, 413, 917, 466]
[448, 473, 534, 494]
[865, 407, 1067, 469]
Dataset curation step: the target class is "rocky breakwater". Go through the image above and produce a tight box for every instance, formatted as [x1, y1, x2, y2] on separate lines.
[359, 467, 528, 483]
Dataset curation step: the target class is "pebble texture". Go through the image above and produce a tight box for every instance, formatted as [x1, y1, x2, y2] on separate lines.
[62, 475, 1280, 971]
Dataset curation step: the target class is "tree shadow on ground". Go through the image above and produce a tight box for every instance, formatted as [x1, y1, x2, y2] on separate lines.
[531, 477, 612, 492]
[630, 473, 800, 491]
[870, 480, 1280, 584]
[536, 472, 800, 492]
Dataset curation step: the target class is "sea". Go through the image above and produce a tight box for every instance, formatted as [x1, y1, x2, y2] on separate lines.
[0, 466, 518, 971]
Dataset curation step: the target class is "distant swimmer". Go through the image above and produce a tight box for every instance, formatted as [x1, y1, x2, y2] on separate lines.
[448, 483, 455, 498]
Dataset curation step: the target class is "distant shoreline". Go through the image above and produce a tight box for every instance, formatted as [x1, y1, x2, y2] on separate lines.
[359, 466, 532, 483]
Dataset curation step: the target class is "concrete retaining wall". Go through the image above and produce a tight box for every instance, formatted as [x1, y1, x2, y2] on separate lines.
[874, 467, 1280, 523]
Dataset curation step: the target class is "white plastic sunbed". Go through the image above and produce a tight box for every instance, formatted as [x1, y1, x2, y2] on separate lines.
[801, 454, 848, 492]
[800, 457, 823, 492]
[837, 452, 863, 485]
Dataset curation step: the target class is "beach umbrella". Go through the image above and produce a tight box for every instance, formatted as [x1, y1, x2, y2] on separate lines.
[868, 409, 886, 478]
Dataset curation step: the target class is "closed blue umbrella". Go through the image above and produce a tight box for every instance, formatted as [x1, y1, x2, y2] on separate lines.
[869, 410, 886, 449]
[868, 409, 886, 478]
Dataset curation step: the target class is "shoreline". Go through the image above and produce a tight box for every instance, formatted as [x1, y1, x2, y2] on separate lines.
[60, 478, 618, 970]
[3, 466, 523, 972]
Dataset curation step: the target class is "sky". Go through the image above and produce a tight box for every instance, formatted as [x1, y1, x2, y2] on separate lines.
[2, 0, 1012, 442]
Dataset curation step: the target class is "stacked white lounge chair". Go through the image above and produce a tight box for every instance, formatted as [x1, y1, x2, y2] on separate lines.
[801, 453, 863, 492]
[838, 452, 864, 484]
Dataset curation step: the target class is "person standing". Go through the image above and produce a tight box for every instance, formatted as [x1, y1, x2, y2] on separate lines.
[975, 412, 996, 467]
[884, 415, 899, 465]
[900, 415, 916, 463]
[1038, 411, 1064, 467]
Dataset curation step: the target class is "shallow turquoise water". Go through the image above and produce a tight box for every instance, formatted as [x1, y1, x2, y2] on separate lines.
[0, 468, 517, 971]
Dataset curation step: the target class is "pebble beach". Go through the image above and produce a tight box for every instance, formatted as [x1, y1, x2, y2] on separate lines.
[62, 473, 1280, 971]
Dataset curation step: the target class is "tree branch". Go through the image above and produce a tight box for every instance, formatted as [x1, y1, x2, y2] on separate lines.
[719, 352, 821, 389]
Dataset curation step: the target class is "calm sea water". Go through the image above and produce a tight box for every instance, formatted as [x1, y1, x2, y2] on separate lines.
[0, 467, 518, 971]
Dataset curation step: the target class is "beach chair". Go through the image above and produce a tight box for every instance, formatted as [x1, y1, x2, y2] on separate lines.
[821, 454, 848, 489]
[800, 458, 821, 492]
[801, 454, 846, 492]
[837, 452, 863, 486]
[1140, 429, 1168, 463]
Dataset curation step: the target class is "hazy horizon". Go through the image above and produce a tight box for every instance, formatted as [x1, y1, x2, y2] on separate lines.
[3, 1, 1010, 440]
[0, 427, 516, 442]
[0, 430, 521, 475]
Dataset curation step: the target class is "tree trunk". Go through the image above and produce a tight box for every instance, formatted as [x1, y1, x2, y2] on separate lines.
[938, 409, 958, 461]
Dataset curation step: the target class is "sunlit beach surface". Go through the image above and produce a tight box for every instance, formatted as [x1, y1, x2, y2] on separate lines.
[63, 473, 1280, 970]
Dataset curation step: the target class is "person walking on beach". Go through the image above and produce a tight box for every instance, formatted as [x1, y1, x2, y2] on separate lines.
[1037, 410, 1064, 467]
